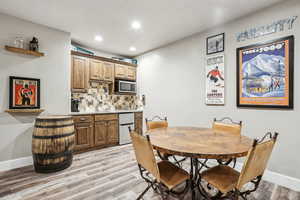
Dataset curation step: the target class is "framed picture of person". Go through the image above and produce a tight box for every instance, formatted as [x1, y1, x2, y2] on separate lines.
[206, 54, 225, 105]
[236, 35, 294, 109]
[207, 33, 225, 55]
[9, 76, 40, 109]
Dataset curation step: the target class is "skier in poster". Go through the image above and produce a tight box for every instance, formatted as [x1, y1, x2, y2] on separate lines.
[274, 77, 281, 90]
[207, 66, 224, 84]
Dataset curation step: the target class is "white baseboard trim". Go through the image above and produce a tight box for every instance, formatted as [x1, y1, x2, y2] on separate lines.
[233, 162, 300, 192]
[207, 160, 300, 192]
[0, 156, 33, 172]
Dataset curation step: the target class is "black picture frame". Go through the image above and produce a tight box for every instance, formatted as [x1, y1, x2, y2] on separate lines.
[236, 35, 294, 109]
[206, 33, 225, 55]
[9, 76, 41, 109]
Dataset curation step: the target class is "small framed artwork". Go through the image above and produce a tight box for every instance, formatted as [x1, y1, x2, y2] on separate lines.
[236, 35, 294, 109]
[206, 33, 225, 55]
[9, 76, 40, 109]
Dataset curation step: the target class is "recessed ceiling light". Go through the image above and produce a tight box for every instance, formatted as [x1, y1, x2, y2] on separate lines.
[131, 21, 141, 30]
[129, 46, 137, 51]
[94, 35, 103, 42]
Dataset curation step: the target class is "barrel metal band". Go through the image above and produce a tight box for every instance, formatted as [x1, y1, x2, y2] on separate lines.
[34, 123, 74, 129]
[33, 150, 73, 160]
[33, 132, 75, 139]
[36, 118, 72, 122]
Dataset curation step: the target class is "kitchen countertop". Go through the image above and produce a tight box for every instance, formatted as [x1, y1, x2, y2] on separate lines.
[69, 109, 143, 115]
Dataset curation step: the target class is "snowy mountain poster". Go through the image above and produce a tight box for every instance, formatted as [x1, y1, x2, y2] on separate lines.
[206, 54, 225, 105]
[237, 36, 294, 109]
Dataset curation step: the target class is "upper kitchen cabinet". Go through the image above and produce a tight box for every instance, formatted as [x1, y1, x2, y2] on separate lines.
[71, 55, 89, 92]
[115, 64, 137, 81]
[89, 59, 103, 80]
[71, 51, 137, 91]
[127, 66, 137, 81]
[103, 62, 114, 82]
[115, 64, 127, 79]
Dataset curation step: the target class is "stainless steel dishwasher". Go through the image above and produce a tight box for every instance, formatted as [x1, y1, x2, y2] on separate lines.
[119, 113, 135, 145]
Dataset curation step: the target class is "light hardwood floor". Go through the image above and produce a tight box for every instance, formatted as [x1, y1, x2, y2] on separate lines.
[0, 145, 299, 200]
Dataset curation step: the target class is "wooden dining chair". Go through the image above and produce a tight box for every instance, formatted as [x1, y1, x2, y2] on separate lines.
[145, 116, 168, 131]
[129, 128, 190, 200]
[145, 116, 169, 159]
[212, 117, 242, 136]
[145, 116, 186, 168]
[212, 117, 242, 168]
[198, 132, 278, 200]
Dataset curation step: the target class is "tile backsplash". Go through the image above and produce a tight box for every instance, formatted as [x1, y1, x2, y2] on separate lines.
[72, 82, 143, 112]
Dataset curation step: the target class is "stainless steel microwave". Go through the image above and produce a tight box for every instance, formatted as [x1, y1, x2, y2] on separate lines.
[115, 80, 136, 94]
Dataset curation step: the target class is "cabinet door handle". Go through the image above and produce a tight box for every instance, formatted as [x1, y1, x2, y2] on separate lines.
[80, 118, 86, 121]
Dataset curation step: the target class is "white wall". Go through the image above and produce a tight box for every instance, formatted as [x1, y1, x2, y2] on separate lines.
[0, 13, 71, 162]
[137, 0, 300, 180]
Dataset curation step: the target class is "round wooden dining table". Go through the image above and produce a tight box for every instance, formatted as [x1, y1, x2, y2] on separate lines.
[147, 127, 253, 200]
[148, 127, 253, 159]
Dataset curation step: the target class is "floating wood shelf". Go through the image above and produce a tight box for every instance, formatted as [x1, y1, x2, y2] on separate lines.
[5, 109, 45, 113]
[5, 45, 45, 57]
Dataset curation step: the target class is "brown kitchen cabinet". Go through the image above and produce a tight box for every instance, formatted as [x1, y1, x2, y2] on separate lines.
[71, 55, 89, 92]
[115, 64, 137, 81]
[127, 66, 137, 81]
[73, 114, 119, 153]
[135, 112, 143, 135]
[95, 114, 119, 145]
[71, 53, 115, 93]
[115, 64, 127, 79]
[103, 62, 114, 81]
[89, 59, 103, 80]
[74, 122, 94, 151]
[73, 115, 94, 151]
[107, 120, 119, 144]
[71, 51, 137, 86]
[94, 121, 107, 146]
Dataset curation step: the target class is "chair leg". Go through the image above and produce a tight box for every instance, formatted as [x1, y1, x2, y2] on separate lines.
[158, 183, 169, 200]
[211, 191, 223, 200]
[232, 158, 237, 168]
[137, 183, 153, 200]
[170, 180, 190, 196]
[228, 190, 240, 200]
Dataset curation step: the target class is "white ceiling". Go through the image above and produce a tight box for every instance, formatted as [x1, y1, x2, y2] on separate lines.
[0, 0, 286, 57]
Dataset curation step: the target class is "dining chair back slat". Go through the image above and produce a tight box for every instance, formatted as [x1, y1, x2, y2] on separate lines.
[130, 131, 160, 181]
[236, 137, 277, 189]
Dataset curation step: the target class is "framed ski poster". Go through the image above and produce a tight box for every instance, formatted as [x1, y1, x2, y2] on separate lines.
[236, 35, 294, 109]
[206, 54, 225, 105]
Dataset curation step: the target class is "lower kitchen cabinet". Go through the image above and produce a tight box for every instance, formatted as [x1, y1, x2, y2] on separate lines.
[95, 115, 119, 146]
[94, 121, 107, 146]
[73, 112, 142, 153]
[74, 122, 94, 151]
[106, 120, 119, 144]
[73, 114, 119, 152]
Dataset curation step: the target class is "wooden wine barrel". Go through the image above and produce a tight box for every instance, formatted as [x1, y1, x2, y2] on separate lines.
[32, 115, 75, 173]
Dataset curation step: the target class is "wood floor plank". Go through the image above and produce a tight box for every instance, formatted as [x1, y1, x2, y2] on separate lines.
[0, 154, 135, 197]
[0, 144, 299, 200]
